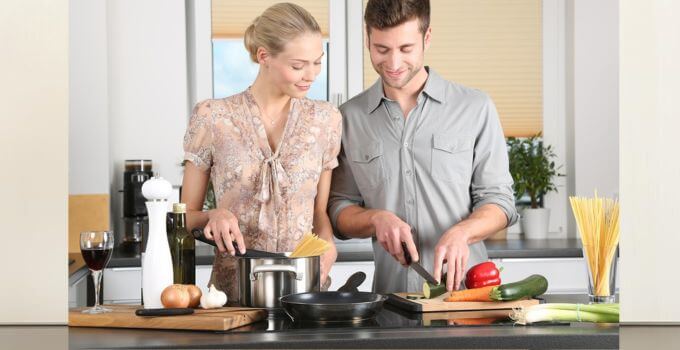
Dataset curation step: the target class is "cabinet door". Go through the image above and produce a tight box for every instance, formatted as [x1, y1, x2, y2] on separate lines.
[328, 261, 375, 292]
[68, 270, 89, 308]
[490, 258, 620, 294]
[103, 267, 142, 304]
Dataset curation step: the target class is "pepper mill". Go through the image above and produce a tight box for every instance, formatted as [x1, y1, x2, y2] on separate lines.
[141, 174, 174, 309]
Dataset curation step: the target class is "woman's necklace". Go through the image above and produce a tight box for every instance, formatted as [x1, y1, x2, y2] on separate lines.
[261, 110, 283, 126]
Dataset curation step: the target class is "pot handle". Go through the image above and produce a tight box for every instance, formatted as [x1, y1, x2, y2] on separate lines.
[250, 264, 304, 281]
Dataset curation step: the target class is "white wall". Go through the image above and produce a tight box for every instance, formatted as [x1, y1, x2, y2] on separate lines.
[106, 0, 190, 235]
[0, 0, 69, 323]
[69, 0, 109, 195]
[572, 0, 619, 199]
[620, 0, 680, 323]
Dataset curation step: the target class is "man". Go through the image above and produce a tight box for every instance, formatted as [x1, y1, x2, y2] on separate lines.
[328, 0, 518, 294]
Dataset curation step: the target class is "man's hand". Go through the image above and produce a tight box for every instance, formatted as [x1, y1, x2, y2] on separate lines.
[433, 229, 470, 291]
[370, 210, 418, 266]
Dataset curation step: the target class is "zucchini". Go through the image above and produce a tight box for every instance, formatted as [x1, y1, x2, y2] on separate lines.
[490, 274, 548, 301]
[423, 273, 447, 299]
[406, 294, 425, 300]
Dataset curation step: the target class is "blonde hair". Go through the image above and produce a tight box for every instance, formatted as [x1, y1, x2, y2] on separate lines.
[244, 3, 321, 63]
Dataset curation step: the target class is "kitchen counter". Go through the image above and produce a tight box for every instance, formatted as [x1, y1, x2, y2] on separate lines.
[102, 238, 584, 269]
[66, 294, 617, 349]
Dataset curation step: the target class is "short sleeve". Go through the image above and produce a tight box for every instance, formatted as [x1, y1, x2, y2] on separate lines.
[183, 100, 213, 172]
[322, 106, 343, 171]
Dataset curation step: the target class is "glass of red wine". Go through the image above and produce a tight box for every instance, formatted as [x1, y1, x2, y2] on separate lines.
[80, 231, 114, 314]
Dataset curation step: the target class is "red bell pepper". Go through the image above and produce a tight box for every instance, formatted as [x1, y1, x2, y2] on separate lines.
[465, 261, 502, 289]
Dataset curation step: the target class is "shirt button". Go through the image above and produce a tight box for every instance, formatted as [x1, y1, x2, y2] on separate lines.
[405, 170, 412, 176]
[407, 199, 414, 204]
[403, 142, 409, 148]
[364, 155, 369, 160]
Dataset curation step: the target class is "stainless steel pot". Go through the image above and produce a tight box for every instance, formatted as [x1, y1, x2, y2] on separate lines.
[238, 254, 320, 308]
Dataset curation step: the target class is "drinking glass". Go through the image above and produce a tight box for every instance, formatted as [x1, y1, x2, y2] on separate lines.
[80, 231, 114, 314]
[582, 244, 618, 304]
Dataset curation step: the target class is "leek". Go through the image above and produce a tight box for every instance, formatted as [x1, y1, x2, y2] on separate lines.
[511, 303, 619, 325]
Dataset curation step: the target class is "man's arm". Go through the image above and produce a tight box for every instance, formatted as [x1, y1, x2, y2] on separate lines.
[433, 204, 509, 291]
[329, 145, 420, 265]
[433, 94, 519, 291]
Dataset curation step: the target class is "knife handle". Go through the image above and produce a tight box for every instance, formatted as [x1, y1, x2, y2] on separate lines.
[135, 308, 194, 317]
[401, 242, 412, 265]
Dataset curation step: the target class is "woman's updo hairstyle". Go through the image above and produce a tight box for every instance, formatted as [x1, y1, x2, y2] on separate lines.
[243, 2, 321, 63]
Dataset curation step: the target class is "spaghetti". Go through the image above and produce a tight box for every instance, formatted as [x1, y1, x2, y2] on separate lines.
[569, 193, 620, 297]
[290, 232, 331, 257]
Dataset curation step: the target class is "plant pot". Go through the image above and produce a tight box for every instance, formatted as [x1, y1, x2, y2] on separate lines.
[520, 208, 550, 239]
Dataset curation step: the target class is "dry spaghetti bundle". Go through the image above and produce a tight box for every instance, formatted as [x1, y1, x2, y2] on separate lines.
[569, 193, 620, 297]
[290, 232, 331, 257]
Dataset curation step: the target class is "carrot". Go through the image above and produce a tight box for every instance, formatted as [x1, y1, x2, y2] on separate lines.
[444, 285, 496, 302]
[451, 317, 503, 326]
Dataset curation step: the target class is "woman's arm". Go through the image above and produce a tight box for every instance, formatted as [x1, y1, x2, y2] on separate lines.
[181, 162, 211, 231]
[181, 161, 245, 255]
[313, 169, 338, 286]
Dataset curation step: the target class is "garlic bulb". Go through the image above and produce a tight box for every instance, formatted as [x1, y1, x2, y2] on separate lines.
[200, 284, 227, 309]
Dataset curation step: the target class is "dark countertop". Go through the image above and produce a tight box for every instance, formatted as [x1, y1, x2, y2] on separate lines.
[66, 294, 617, 349]
[104, 238, 583, 269]
[485, 238, 583, 259]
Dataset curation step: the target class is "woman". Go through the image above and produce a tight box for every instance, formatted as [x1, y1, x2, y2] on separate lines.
[181, 3, 341, 303]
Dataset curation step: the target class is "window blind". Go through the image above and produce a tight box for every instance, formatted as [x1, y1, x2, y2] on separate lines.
[212, 0, 329, 38]
[363, 0, 542, 137]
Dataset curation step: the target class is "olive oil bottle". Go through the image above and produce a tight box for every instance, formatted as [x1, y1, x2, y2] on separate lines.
[167, 203, 195, 284]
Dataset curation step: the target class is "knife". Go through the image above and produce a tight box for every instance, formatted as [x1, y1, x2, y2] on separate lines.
[402, 242, 439, 285]
[135, 308, 194, 317]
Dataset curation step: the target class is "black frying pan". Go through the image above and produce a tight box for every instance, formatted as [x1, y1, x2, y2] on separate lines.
[280, 272, 388, 323]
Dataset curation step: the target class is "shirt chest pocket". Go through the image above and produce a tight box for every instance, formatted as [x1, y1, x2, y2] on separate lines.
[349, 140, 387, 189]
[431, 134, 474, 184]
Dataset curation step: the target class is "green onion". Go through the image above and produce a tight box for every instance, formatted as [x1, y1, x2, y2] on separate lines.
[511, 303, 619, 325]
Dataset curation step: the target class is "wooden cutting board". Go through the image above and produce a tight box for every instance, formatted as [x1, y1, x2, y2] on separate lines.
[69, 305, 267, 331]
[388, 292, 540, 313]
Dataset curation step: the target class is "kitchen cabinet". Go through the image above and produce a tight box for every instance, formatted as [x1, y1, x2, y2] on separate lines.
[328, 261, 375, 292]
[103, 263, 377, 303]
[490, 257, 620, 294]
[68, 268, 89, 308]
[103, 266, 214, 304]
[101, 258, 608, 302]
[326, 258, 619, 295]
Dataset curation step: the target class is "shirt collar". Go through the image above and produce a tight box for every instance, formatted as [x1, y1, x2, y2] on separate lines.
[365, 66, 446, 114]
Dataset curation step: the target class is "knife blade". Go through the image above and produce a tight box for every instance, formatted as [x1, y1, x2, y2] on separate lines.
[401, 242, 439, 285]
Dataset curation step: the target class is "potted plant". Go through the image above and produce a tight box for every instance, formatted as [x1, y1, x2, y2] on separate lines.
[507, 134, 561, 239]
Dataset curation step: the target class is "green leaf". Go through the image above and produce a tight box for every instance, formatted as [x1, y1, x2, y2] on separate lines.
[506, 133, 563, 207]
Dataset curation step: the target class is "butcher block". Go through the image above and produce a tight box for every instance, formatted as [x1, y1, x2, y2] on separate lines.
[69, 305, 267, 331]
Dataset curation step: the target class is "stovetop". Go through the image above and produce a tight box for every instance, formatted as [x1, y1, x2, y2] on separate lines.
[227, 305, 522, 333]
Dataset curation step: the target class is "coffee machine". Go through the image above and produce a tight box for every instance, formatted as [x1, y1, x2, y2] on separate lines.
[121, 159, 154, 254]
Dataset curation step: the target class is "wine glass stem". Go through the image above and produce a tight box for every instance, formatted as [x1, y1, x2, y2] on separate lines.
[92, 269, 103, 308]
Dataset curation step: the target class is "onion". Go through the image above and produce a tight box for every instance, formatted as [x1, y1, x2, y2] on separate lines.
[186, 284, 203, 308]
[161, 284, 190, 308]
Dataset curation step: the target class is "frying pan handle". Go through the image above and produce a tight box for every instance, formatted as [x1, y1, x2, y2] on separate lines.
[251, 264, 303, 281]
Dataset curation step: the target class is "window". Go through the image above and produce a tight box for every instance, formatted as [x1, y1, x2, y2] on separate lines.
[211, 0, 331, 101]
[362, 0, 543, 138]
[212, 40, 328, 100]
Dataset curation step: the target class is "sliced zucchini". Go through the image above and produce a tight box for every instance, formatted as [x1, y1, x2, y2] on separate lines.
[406, 294, 425, 300]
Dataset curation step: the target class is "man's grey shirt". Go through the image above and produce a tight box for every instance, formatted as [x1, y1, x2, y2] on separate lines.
[328, 68, 519, 294]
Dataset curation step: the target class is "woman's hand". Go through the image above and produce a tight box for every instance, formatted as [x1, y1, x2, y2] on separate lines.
[204, 208, 246, 256]
[320, 242, 337, 287]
